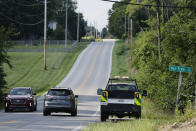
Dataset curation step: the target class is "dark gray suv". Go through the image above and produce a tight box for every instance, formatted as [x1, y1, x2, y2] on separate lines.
[43, 88, 78, 116]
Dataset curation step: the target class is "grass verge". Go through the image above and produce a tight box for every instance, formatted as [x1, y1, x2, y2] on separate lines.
[84, 98, 172, 131]
[3, 42, 89, 96]
[111, 40, 130, 77]
[84, 40, 196, 131]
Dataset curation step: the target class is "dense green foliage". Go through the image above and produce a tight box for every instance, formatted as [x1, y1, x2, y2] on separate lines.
[108, 0, 196, 112]
[131, 1, 196, 112]
[0, 0, 87, 40]
[108, 0, 150, 39]
[0, 26, 17, 104]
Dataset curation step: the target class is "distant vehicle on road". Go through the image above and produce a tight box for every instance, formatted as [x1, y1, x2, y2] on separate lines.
[97, 76, 147, 121]
[5, 87, 37, 112]
[43, 88, 78, 116]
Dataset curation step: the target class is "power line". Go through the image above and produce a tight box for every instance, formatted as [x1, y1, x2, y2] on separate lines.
[13, 0, 44, 7]
[102, 0, 196, 9]
[0, 13, 44, 26]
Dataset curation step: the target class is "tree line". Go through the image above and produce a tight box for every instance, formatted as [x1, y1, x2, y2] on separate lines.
[0, 0, 87, 40]
[0, 0, 89, 104]
[108, 0, 196, 112]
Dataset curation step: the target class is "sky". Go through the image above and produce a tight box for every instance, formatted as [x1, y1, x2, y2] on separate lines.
[76, 0, 113, 31]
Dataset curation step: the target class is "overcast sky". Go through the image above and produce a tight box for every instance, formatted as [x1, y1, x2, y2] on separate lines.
[76, 0, 113, 31]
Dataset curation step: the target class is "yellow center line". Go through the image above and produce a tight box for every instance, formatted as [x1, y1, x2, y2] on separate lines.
[75, 43, 103, 94]
[0, 120, 20, 126]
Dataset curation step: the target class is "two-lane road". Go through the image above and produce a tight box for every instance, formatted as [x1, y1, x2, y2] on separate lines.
[0, 40, 115, 131]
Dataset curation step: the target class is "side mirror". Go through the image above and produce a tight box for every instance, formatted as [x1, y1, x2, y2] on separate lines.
[75, 95, 78, 98]
[97, 89, 103, 95]
[33, 93, 36, 95]
[142, 90, 147, 96]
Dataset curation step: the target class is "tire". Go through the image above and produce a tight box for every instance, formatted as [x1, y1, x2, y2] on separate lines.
[135, 112, 141, 119]
[71, 106, 77, 116]
[29, 107, 34, 112]
[5, 107, 10, 112]
[34, 104, 37, 111]
[101, 111, 108, 122]
[43, 110, 50, 116]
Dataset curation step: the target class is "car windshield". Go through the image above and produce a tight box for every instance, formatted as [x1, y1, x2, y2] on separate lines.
[10, 89, 31, 95]
[48, 90, 71, 96]
[108, 84, 137, 91]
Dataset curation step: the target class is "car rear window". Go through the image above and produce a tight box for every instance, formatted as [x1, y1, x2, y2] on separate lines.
[108, 84, 137, 91]
[48, 89, 71, 96]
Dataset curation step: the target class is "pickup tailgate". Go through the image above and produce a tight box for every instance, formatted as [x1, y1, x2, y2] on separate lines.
[108, 90, 135, 99]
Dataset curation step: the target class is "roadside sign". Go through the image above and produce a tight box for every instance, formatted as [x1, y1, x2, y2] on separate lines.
[169, 65, 192, 113]
[169, 65, 192, 73]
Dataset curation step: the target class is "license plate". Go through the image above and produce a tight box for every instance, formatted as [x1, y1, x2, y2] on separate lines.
[118, 99, 124, 102]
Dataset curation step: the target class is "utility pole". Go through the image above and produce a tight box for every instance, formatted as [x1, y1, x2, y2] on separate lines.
[125, 14, 126, 35]
[128, 16, 130, 42]
[156, 0, 161, 60]
[94, 21, 96, 39]
[65, 0, 68, 48]
[96, 29, 98, 39]
[44, 0, 47, 70]
[130, 19, 133, 45]
[77, 12, 80, 42]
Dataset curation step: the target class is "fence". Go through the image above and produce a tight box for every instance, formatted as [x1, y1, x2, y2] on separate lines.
[11, 40, 76, 46]
[8, 40, 79, 53]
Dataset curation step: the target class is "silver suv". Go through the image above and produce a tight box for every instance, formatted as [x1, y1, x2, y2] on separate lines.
[43, 88, 78, 116]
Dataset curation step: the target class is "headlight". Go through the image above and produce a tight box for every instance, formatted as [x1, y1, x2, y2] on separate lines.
[6, 97, 10, 101]
[44, 101, 49, 106]
[27, 97, 33, 100]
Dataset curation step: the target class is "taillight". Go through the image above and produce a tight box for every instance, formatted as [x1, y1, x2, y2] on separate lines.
[67, 95, 73, 99]
[136, 93, 139, 99]
[103, 92, 107, 97]
[45, 95, 53, 100]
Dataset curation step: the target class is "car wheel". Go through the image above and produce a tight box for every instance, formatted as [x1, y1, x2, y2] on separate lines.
[5, 107, 10, 112]
[101, 111, 108, 122]
[135, 112, 141, 119]
[71, 110, 77, 116]
[34, 104, 37, 111]
[43, 110, 50, 116]
[71, 106, 77, 116]
[29, 107, 34, 112]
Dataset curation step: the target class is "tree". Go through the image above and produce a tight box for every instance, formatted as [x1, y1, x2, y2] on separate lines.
[0, 0, 86, 40]
[108, 1, 127, 38]
[55, 1, 87, 40]
[0, 26, 17, 103]
[101, 27, 108, 38]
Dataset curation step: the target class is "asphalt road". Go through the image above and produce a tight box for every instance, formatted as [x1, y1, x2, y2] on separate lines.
[0, 40, 115, 131]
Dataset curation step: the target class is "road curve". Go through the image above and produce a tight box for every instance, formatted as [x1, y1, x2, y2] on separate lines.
[0, 40, 115, 131]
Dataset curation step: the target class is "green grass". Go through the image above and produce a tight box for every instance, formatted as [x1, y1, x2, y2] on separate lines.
[3, 42, 89, 96]
[84, 98, 172, 131]
[111, 40, 130, 77]
[85, 120, 157, 131]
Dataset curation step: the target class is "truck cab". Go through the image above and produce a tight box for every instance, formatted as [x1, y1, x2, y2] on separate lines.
[97, 77, 147, 121]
